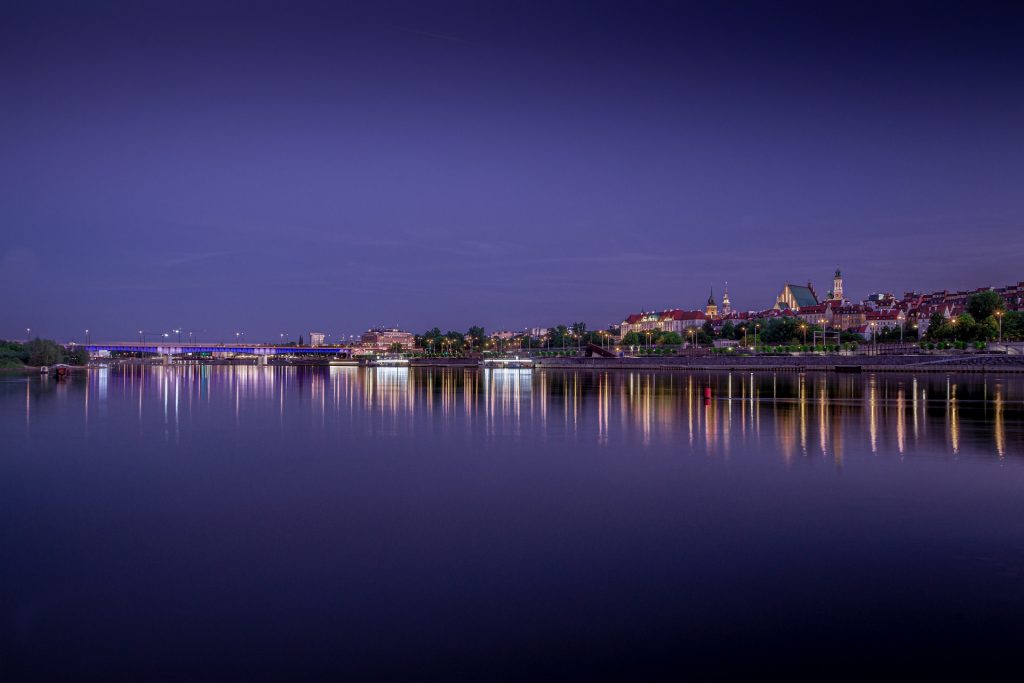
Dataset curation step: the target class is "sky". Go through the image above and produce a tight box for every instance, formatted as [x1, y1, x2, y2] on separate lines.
[2, 0, 1022, 343]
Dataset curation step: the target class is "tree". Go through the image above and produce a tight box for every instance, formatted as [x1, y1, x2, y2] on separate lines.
[466, 325, 485, 348]
[27, 338, 64, 366]
[0, 340, 30, 368]
[621, 331, 646, 346]
[657, 331, 682, 345]
[66, 346, 90, 366]
[1002, 311, 1024, 340]
[967, 291, 1003, 321]
[570, 322, 587, 337]
[547, 325, 570, 348]
[388, 342, 405, 353]
[759, 318, 801, 344]
[720, 321, 736, 340]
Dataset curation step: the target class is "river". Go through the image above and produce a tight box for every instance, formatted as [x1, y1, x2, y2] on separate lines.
[2, 365, 1023, 679]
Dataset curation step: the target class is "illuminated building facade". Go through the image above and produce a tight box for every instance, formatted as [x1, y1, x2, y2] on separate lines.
[361, 328, 416, 351]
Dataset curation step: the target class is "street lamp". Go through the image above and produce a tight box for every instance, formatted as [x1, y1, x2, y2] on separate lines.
[139, 330, 143, 343]
[174, 328, 181, 342]
[995, 310, 1004, 344]
[801, 324, 807, 345]
[755, 324, 761, 354]
[85, 329, 90, 344]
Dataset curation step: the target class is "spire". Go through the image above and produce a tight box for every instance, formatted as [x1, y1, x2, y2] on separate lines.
[707, 285, 715, 306]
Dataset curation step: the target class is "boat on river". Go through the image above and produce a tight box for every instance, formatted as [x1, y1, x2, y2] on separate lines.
[479, 356, 534, 370]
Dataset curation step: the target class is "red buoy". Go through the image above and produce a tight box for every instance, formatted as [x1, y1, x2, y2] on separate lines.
[704, 386, 712, 399]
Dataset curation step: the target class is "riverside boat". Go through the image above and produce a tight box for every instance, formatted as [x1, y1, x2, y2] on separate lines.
[370, 355, 410, 367]
[480, 356, 534, 370]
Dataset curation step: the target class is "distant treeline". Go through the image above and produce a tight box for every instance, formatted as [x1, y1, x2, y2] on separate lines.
[0, 339, 89, 368]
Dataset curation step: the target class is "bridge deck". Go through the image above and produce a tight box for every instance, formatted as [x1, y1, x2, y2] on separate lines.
[81, 343, 355, 355]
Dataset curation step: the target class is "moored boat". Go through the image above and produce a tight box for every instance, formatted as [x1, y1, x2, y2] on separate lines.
[480, 356, 534, 370]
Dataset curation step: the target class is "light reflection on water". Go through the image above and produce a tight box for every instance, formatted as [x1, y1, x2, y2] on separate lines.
[4, 364, 1024, 680]
[9, 365, 1023, 462]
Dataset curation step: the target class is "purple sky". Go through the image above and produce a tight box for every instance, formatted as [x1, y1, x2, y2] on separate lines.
[2, 0, 1022, 342]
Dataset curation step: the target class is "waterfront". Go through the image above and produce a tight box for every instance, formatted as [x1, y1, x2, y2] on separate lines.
[2, 366, 1024, 679]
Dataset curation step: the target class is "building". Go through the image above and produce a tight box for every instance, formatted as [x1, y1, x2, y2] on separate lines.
[705, 288, 718, 319]
[360, 328, 415, 351]
[832, 304, 868, 331]
[619, 309, 706, 340]
[774, 282, 819, 311]
[795, 304, 833, 327]
[826, 269, 845, 302]
[721, 283, 731, 316]
[865, 309, 905, 337]
[308, 331, 325, 347]
[864, 292, 896, 309]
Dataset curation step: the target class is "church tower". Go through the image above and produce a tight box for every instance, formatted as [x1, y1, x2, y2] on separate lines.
[832, 268, 844, 301]
[721, 282, 731, 316]
[705, 287, 718, 319]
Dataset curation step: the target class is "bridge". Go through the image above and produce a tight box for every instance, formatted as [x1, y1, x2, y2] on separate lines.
[77, 342, 357, 364]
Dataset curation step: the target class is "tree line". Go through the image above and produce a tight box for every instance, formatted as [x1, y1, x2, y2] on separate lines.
[925, 291, 1023, 342]
[0, 338, 90, 369]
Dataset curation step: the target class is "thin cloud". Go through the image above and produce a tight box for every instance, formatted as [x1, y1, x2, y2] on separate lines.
[392, 25, 479, 47]
[161, 251, 239, 267]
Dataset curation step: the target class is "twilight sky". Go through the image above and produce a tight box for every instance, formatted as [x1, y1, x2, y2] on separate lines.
[2, 0, 1022, 342]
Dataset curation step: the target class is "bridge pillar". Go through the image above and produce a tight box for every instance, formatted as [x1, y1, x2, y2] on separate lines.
[258, 354, 268, 366]
[162, 354, 172, 366]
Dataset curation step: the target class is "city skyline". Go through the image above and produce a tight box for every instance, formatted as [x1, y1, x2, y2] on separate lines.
[3, 1, 1023, 341]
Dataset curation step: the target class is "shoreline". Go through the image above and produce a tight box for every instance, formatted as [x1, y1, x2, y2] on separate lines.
[411, 354, 1024, 374]
[39, 354, 1024, 376]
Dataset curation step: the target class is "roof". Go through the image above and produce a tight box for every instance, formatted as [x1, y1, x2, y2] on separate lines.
[786, 284, 819, 308]
[866, 310, 901, 320]
[663, 310, 707, 321]
[622, 309, 707, 324]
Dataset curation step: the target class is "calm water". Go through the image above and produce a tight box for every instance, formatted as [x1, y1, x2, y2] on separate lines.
[2, 365, 1023, 679]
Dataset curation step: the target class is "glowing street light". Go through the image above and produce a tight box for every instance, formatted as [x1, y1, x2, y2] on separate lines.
[995, 310, 1004, 344]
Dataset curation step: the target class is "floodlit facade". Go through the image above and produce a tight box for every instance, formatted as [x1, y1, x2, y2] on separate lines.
[619, 309, 706, 339]
[360, 328, 415, 351]
[774, 282, 819, 311]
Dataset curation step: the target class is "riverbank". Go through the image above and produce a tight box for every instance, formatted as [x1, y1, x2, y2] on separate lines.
[76, 354, 1024, 375]
[527, 353, 1024, 374]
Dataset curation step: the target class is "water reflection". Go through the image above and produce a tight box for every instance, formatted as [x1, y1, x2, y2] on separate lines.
[6, 366, 1024, 462]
